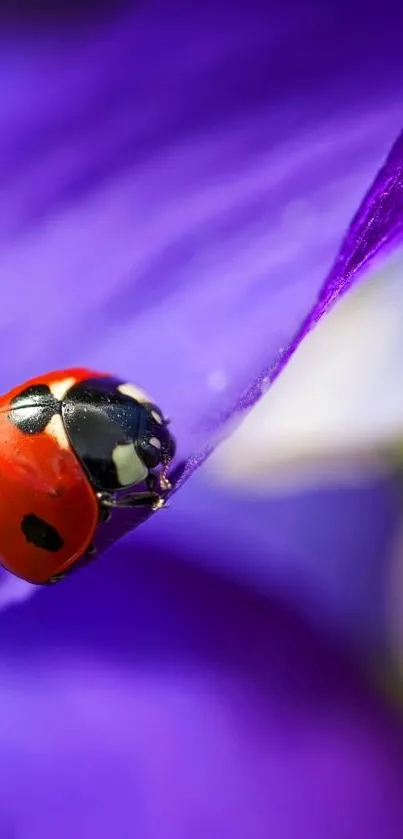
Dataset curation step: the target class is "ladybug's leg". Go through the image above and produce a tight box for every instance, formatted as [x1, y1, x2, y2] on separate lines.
[148, 468, 171, 493]
[146, 472, 158, 493]
[45, 575, 62, 585]
[46, 546, 98, 585]
[97, 490, 166, 512]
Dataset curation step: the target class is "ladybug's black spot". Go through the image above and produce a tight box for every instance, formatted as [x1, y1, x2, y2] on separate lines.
[21, 514, 64, 552]
[9, 384, 60, 434]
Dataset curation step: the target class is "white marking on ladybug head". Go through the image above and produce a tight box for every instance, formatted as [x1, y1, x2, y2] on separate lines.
[45, 414, 70, 449]
[49, 378, 76, 401]
[118, 383, 152, 404]
[112, 442, 148, 487]
[151, 410, 163, 425]
[149, 437, 161, 450]
[14, 406, 43, 428]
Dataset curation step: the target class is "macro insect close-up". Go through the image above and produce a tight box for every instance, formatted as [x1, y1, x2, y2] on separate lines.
[0, 368, 176, 584]
[1, 1, 403, 838]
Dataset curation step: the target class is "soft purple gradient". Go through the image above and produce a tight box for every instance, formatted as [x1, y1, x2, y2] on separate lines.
[151, 472, 398, 653]
[0, 1, 403, 836]
[1, 549, 403, 839]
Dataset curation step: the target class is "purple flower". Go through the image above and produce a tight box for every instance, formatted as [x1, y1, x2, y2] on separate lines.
[1, 1, 403, 836]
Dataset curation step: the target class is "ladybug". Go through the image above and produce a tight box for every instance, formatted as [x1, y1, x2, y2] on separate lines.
[0, 368, 176, 585]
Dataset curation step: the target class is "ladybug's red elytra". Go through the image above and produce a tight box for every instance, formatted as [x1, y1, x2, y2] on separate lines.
[0, 368, 176, 585]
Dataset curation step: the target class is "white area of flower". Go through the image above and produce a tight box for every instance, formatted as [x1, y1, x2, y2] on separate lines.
[209, 249, 403, 493]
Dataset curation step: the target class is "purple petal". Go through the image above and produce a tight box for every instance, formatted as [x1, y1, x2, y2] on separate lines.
[234, 130, 403, 424]
[1, 548, 403, 839]
[151, 473, 396, 650]
[0, 1, 402, 558]
[1, 8, 403, 834]
[317, 131, 403, 310]
[0, 5, 400, 462]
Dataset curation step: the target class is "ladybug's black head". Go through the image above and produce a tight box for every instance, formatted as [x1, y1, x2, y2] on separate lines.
[61, 376, 176, 493]
[135, 403, 176, 473]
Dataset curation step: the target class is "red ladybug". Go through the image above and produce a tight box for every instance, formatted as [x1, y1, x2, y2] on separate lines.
[0, 368, 175, 585]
